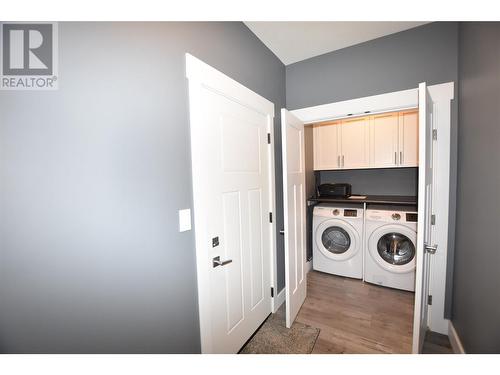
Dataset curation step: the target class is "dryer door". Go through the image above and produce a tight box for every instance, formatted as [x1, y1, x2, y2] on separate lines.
[315, 219, 361, 261]
[368, 224, 416, 274]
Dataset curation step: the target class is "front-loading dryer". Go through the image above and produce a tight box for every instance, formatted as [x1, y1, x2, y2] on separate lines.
[364, 207, 418, 291]
[312, 204, 364, 279]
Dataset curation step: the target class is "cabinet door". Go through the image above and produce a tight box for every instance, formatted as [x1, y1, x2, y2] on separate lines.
[313, 122, 340, 170]
[370, 112, 399, 168]
[340, 117, 369, 169]
[399, 110, 419, 167]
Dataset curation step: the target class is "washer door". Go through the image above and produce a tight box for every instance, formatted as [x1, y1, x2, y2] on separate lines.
[315, 219, 360, 261]
[368, 224, 416, 273]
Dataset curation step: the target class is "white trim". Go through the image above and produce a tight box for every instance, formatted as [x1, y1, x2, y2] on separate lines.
[273, 288, 286, 313]
[186, 53, 276, 353]
[448, 321, 466, 354]
[291, 88, 418, 124]
[291, 82, 455, 339]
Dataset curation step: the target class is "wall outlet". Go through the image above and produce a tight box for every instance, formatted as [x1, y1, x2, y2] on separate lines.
[178, 209, 192, 232]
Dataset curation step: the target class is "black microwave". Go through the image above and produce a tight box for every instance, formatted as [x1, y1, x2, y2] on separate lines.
[317, 183, 352, 198]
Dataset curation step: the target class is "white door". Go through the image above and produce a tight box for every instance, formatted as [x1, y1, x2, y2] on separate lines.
[186, 54, 274, 353]
[412, 82, 435, 353]
[313, 121, 340, 170]
[340, 116, 370, 169]
[370, 112, 399, 167]
[281, 109, 307, 328]
[399, 110, 419, 167]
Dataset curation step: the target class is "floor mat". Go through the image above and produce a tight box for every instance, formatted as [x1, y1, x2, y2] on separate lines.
[240, 306, 320, 354]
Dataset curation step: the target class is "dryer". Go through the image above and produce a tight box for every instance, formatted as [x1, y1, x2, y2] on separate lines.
[312, 204, 363, 279]
[364, 207, 417, 291]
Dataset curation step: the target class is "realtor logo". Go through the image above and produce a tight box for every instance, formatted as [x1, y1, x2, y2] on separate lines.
[1, 22, 58, 90]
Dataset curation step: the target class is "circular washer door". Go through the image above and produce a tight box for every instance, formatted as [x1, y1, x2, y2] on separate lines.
[315, 219, 360, 261]
[368, 224, 416, 273]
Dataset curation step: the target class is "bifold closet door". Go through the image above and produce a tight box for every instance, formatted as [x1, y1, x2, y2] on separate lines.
[412, 82, 435, 354]
[281, 108, 307, 328]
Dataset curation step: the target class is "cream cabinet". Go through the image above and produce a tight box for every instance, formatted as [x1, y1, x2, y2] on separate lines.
[340, 116, 370, 169]
[398, 110, 419, 167]
[313, 121, 340, 170]
[370, 112, 399, 167]
[313, 109, 418, 171]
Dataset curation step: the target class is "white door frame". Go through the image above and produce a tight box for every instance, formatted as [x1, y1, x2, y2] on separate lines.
[291, 82, 454, 335]
[185, 54, 277, 353]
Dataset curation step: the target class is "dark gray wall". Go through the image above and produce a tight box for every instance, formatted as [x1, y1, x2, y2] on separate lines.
[452, 22, 500, 353]
[319, 168, 418, 196]
[286, 22, 459, 318]
[0, 22, 285, 353]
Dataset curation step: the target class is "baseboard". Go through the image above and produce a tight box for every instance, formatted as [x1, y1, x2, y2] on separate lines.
[272, 288, 286, 313]
[448, 321, 466, 354]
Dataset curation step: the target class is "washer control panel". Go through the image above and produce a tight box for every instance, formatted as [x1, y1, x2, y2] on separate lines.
[391, 213, 401, 221]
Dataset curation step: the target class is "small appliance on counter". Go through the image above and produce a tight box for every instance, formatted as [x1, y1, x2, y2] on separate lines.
[317, 183, 352, 198]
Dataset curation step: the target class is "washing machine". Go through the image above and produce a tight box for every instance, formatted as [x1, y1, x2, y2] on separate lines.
[364, 207, 418, 291]
[312, 204, 364, 279]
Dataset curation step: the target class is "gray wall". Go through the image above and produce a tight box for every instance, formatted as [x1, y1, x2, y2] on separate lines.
[452, 22, 500, 353]
[286, 22, 459, 318]
[319, 168, 418, 196]
[0, 22, 285, 353]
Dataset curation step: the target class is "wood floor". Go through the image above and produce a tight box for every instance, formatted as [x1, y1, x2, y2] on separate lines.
[296, 271, 415, 354]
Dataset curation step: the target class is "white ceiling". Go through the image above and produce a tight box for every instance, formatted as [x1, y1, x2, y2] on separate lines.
[244, 22, 429, 65]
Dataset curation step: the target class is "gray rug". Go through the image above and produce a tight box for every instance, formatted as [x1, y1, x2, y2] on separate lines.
[240, 306, 320, 354]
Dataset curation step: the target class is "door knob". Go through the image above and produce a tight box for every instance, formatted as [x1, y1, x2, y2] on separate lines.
[213, 256, 233, 268]
[424, 244, 438, 254]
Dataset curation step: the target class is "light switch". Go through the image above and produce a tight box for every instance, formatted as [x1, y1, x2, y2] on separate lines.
[178, 209, 192, 232]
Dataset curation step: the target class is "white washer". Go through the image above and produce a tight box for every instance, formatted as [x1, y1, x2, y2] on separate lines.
[312, 204, 364, 279]
[364, 207, 418, 291]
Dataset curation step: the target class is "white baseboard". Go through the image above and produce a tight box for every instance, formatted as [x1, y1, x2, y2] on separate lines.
[448, 321, 466, 354]
[272, 288, 286, 313]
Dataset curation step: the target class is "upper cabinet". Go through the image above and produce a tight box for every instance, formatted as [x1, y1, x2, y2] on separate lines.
[313, 121, 340, 170]
[398, 110, 419, 167]
[370, 112, 399, 168]
[313, 109, 418, 171]
[340, 116, 370, 169]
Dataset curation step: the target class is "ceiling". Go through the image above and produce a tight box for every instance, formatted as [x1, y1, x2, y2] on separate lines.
[244, 22, 429, 65]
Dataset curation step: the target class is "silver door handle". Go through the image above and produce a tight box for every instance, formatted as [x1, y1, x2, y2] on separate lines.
[213, 256, 233, 268]
[400, 151, 403, 164]
[337, 155, 340, 168]
[279, 230, 285, 235]
[342, 155, 344, 167]
[394, 152, 397, 165]
[425, 244, 438, 254]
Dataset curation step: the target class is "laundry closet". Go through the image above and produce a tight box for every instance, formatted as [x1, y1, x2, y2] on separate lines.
[303, 109, 420, 290]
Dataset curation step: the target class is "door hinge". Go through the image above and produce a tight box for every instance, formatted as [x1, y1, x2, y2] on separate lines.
[428, 295, 433, 305]
[271, 287, 274, 298]
[269, 212, 273, 223]
[267, 133, 271, 144]
[431, 214, 436, 225]
[432, 129, 437, 140]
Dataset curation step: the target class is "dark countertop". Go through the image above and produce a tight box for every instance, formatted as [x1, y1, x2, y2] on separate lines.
[308, 195, 417, 206]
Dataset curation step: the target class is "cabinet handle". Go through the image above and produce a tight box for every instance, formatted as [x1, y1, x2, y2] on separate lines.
[394, 152, 397, 165]
[337, 155, 340, 168]
[342, 155, 344, 167]
[400, 151, 403, 164]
